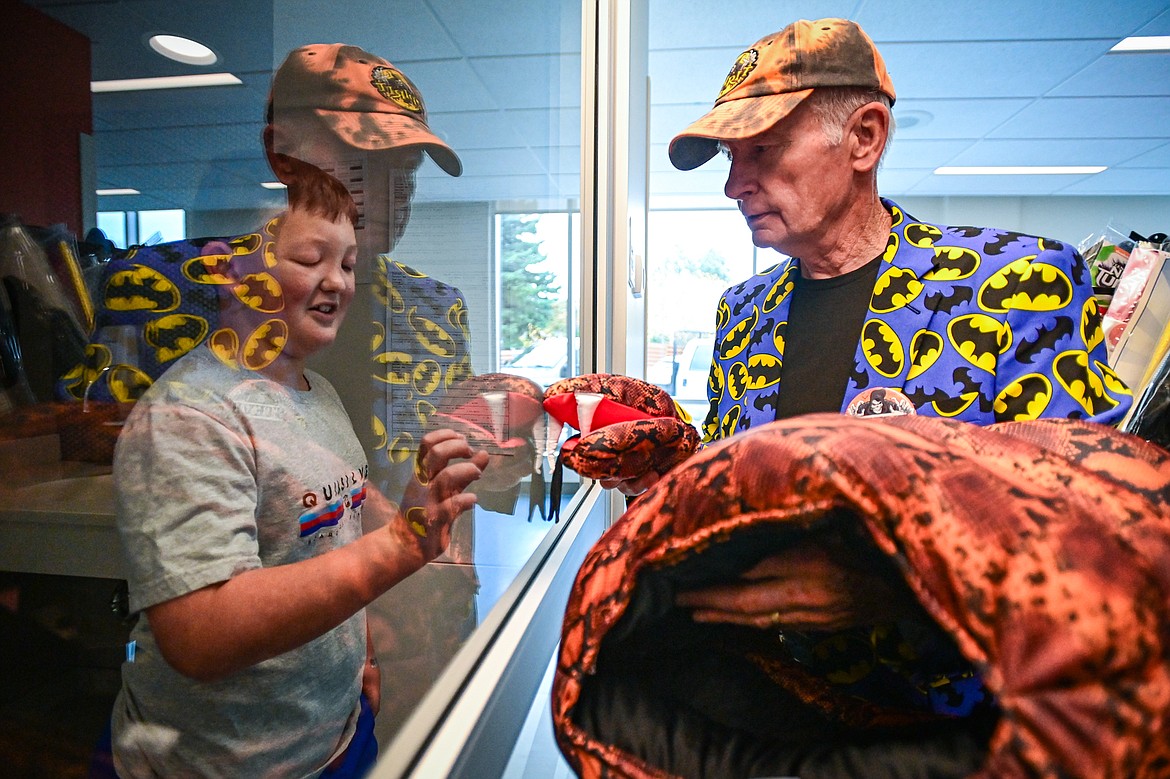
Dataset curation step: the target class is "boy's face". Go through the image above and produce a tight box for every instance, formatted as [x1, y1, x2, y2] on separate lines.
[272, 208, 358, 361]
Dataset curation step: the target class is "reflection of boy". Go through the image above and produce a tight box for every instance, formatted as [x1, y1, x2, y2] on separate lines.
[109, 167, 488, 778]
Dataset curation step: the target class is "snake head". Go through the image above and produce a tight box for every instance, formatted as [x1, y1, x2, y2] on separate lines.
[542, 373, 701, 481]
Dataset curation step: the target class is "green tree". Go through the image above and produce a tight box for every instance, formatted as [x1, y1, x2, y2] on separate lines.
[499, 214, 562, 350]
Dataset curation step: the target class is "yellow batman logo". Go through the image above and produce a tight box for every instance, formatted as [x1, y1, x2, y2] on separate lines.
[1081, 296, 1104, 351]
[209, 328, 240, 368]
[446, 356, 474, 389]
[372, 414, 388, 450]
[242, 319, 288, 371]
[413, 359, 443, 396]
[416, 399, 437, 427]
[233, 272, 284, 313]
[924, 246, 981, 282]
[1097, 360, 1130, 400]
[230, 233, 263, 255]
[447, 300, 469, 335]
[108, 364, 153, 403]
[745, 353, 783, 390]
[182, 253, 235, 286]
[370, 322, 385, 353]
[1054, 350, 1119, 416]
[393, 261, 428, 278]
[931, 392, 980, 418]
[871, 267, 923, 313]
[408, 307, 457, 358]
[373, 351, 413, 385]
[888, 204, 905, 228]
[978, 258, 1073, 313]
[994, 374, 1053, 420]
[762, 267, 796, 313]
[949, 314, 1010, 372]
[719, 405, 741, 439]
[105, 264, 181, 312]
[727, 361, 749, 400]
[883, 232, 899, 262]
[861, 319, 904, 378]
[263, 241, 278, 268]
[144, 314, 210, 363]
[59, 344, 113, 399]
[904, 223, 942, 248]
[907, 330, 943, 380]
[388, 432, 417, 465]
[719, 305, 759, 361]
[716, 298, 731, 330]
[708, 361, 725, 401]
[773, 321, 786, 354]
[374, 271, 406, 313]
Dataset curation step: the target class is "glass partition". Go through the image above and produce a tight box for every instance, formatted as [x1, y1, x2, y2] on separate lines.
[1, 0, 584, 773]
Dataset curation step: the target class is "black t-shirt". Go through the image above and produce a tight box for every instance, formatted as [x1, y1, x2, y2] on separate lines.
[773, 257, 882, 421]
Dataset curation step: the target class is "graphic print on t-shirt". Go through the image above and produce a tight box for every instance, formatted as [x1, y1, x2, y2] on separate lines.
[298, 464, 369, 539]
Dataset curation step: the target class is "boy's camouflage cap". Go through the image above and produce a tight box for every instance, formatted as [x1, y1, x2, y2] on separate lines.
[271, 43, 462, 176]
[669, 18, 895, 171]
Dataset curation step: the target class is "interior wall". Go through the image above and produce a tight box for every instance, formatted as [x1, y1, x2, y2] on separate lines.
[893, 195, 1170, 249]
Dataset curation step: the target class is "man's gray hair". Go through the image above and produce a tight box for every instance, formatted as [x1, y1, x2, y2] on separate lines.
[807, 87, 895, 166]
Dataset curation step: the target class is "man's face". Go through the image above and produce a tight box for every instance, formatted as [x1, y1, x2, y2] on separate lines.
[271, 208, 358, 361]
[721, 99, 854, 258]
[270, 112, 421, 256]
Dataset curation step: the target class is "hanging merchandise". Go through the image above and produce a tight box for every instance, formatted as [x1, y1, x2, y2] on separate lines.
[0, 214, 88, 403]
[0, 280, 35, 416]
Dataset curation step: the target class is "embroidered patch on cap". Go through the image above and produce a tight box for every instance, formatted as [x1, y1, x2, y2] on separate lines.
[718, 49, 758, 99]
[371, 65, 423, 113]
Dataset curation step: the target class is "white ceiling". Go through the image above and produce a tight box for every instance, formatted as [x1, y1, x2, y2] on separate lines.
[23, 0, 1170, 215]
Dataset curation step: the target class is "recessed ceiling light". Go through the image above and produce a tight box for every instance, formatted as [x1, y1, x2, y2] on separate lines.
[1109, 35, 1170, 53]
[261, 182, 288, 190]
[148, 34, 218, 66]
[96, 188, 141, 196]
[91, 73, 243, 93]
[894, 110, 933, 130]
[934, 166, 1107, 176]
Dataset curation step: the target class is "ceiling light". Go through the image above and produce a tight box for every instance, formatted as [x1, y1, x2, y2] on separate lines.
[96, 188, 141, 196]
[92, 73, 242, 93]
[894, 110, 933, 130]
[1109, 35, 1170, 53]
[148, 34, 218, 65]
[261, 182, 288, 190]
[934, 166, 1107, 175]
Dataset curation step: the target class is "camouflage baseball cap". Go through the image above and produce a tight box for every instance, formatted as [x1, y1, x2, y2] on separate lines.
[668, 19, 895, 171]
[271, 43, 462, 176]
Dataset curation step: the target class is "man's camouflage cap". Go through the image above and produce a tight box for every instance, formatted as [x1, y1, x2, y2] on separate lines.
[669, 18, 895, 171]
[271, 43, 462, 176]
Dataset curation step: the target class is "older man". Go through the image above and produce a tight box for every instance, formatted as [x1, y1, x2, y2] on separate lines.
[669, 18, 1129, 443]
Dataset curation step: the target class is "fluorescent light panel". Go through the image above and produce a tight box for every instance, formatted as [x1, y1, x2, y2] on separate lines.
[261, 181, 288, 190]
[934, 166, 1107, 176]
[96, 188, 140, 195]
[1110, 35, 1170, 53]
[92, 73, 242, 93]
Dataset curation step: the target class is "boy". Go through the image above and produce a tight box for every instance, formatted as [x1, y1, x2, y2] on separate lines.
[108, 163, 488, 777]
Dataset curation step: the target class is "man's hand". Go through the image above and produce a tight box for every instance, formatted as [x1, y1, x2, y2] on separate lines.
[675, 540, 915, 632]
[397, 429, 490, 562]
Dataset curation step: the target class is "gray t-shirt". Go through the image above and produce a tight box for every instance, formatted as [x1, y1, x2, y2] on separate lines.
[111, 346, 368, 778]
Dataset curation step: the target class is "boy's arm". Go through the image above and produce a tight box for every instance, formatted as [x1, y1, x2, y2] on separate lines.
[146, 429, 488, 682]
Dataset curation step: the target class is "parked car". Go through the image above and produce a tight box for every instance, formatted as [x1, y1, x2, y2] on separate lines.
[648, 335, 714, 423]
[503, 336, 575, 389]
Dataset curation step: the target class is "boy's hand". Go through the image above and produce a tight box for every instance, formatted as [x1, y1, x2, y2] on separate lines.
[398, 429, 489, 562]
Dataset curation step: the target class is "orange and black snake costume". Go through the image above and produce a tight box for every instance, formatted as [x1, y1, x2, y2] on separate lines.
[551, 413, 1170, 778]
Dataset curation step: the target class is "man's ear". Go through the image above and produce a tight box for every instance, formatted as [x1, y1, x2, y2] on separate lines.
[848, 103, 890, 174]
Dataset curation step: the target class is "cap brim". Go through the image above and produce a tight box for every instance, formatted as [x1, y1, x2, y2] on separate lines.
[315, 108, 463, 176]
[668, 89, 814, 171]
